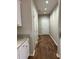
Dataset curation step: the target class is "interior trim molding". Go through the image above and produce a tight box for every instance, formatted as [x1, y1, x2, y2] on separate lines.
[30, 49, 35, 56]
[49, 34, 58, 46]
[49, 34, 60, 58]
[33, 49, 35, 56]
[30, 40, 38, 56]
[56, 53, 60, 58]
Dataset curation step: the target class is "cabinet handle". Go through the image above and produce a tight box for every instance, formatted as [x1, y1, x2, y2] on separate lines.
[26, 45, 27, 47]
[23, 45, 25, 47]
[23, 45, 27, 47]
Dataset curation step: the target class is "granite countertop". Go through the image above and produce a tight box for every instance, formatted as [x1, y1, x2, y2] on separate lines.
[17, 34, 30, 48]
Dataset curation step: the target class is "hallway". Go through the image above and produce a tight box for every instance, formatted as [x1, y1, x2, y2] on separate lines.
[17, 0, 60, 59]
[29, 35, 59, 59]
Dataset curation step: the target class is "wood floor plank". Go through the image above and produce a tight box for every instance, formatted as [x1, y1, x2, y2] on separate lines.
[28, 35, 59, 59]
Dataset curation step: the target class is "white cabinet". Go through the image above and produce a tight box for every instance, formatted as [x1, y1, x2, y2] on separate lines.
[17, 48, 20, 59]
[17, 40, 29, 59]
[17, 0, 22, 26]
[19, 40, 29, 59]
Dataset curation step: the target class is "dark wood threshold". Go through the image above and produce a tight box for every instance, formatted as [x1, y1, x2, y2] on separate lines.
[28, 56, 34, 59]
[28, 56, 60, 59]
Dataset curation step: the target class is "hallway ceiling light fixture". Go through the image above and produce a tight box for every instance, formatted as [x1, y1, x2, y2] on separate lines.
[45, 0, 48, 4]
[44, 8, 47, 11]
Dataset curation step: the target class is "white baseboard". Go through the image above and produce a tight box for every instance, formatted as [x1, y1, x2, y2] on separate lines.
[56, 53, 60, 58]
[30, 49, 35, 56]
[49, 34, 58, 46]
[33, 49, 35, 56]
[30, 40, 38, 56]
[49, 34, 60, 58]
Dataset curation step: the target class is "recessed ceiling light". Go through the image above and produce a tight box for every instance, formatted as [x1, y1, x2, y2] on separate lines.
[44, 8, 47, 10]
[45, 0, 48, 4]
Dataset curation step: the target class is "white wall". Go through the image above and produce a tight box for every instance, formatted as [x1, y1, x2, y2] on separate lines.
[30, 0, 38, 55]
[38, 15, 50, 35]
[49, 5, 60, 55]
[17, 0, 32, 35]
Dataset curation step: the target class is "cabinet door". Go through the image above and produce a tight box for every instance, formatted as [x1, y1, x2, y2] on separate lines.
[17, 48, 20, 59]
[17, 0, 22, 26]
[19, 43, 27, 59]
[24, 40, 29, 58]
[19, 40, 29, 59]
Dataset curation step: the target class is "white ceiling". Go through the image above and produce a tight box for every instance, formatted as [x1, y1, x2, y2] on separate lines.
[34, 0, 58, 15]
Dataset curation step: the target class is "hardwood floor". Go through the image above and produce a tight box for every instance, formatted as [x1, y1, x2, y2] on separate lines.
[28, 35, 59, 59]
